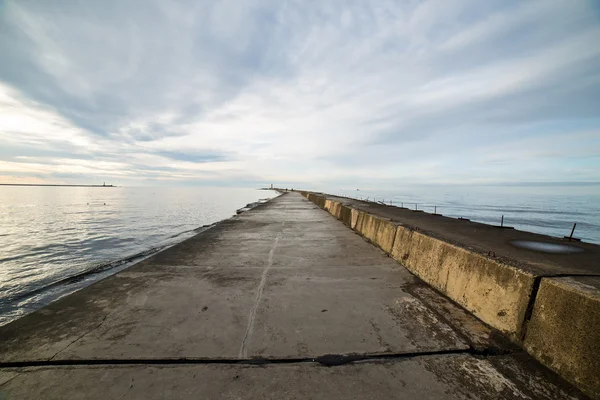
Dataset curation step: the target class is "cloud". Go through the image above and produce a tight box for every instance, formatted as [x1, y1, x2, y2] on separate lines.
[0, 0, 599, 188]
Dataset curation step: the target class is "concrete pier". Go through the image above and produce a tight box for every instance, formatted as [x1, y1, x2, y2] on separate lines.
[0, 193, 590, 399]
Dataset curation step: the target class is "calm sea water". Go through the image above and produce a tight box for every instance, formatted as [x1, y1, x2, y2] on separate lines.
[321, 186, 600, 245]
[0, 186, 277, 325]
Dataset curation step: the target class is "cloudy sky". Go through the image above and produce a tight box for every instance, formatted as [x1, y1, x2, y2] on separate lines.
[0, 0, 599, 188]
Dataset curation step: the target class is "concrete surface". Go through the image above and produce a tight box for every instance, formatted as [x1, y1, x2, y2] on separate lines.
[524, 277, 600, 399]
[0, 193, 590, 399]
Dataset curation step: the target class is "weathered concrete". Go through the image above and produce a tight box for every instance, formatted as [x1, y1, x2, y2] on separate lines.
[324, 199, 343, 220]
[524, 277, 600, 399]
[354, 211, 398, 255]
[0, 193, 590, 399]
[300, 191, 600, 398]
[389, 225, 535, 339]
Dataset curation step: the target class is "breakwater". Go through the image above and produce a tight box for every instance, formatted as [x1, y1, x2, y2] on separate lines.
[0, 192, 593, 399]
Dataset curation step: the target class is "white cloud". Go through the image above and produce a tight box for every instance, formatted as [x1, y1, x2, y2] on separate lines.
[0, 83, 93, 148]
[0, 0, 599, 187]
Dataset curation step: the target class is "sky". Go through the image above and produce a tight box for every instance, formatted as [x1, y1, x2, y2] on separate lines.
[0, 0, 599, 189]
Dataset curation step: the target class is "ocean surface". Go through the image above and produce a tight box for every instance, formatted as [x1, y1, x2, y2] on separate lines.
[320, 186, 600, 245]
[0, 186, 277, 326]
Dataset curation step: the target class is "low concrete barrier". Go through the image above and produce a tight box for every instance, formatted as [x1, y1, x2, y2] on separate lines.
[524, 277, 600, 398]
[389, 226, 535, 339]
[310, 194, 326, 209]
[324, 200, 342, 219]
[350, 208, 361, 229]
[339, 204, 353, 227]
[301, 191, 600, 398]
[354, 211, 397, 255]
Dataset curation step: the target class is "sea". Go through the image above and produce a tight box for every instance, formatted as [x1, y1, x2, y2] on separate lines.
[1, 185, 598, 326]
[0, 186, 278, 326]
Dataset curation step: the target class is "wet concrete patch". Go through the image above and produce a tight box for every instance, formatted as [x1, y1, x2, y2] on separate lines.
[510, 240, 584, 254]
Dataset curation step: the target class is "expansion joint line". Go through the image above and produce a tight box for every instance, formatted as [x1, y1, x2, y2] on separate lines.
[48, 312, 110, 361]
[0, 348, 513, 369]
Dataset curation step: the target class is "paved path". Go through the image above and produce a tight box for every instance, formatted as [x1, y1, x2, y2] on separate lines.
[0, 193, 587, 399]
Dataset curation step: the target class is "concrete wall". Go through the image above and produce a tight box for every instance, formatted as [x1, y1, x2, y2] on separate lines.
[324, 200, 342, 220]
[389, 225, 535, 338]
[299, 191, 600, 399]
[354, 211, 397, 255]
[524, 277, 600, 399]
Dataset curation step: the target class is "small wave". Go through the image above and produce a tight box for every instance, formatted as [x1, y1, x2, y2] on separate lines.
[1, 246, 165, 306]
[165, 223, 214, 240]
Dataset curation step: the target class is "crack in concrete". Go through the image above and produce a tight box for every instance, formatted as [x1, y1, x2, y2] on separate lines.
[0, 371, 21, 388]
[369, 319, 392, 353]
[520, 276, 542, 342]
[238, 223, 284, 358]
[117, 380, 134, 400]
[48, 312, 110, 361]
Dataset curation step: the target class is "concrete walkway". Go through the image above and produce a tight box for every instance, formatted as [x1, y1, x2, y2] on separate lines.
[0, 193, 587, 399]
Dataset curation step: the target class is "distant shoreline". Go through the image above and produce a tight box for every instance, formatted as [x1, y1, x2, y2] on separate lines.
[0, 184, 116, 188]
